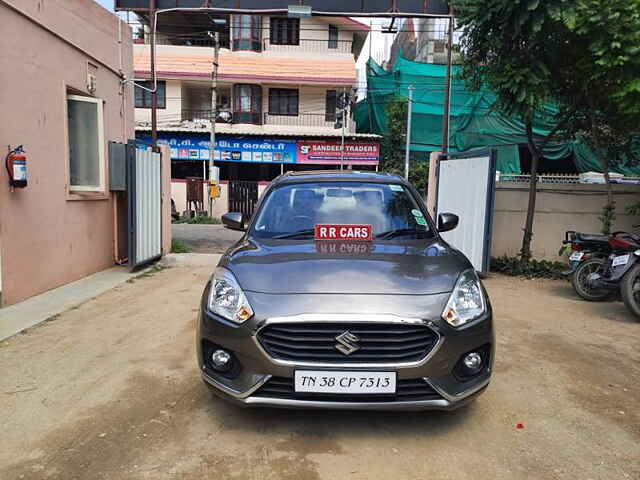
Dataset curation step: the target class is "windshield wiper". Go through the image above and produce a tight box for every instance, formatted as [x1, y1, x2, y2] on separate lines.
[375, 228, 428, 240]
[272, 228, 315, 239]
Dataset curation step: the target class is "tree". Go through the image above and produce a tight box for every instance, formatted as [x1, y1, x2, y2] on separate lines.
[551, 0, 640, 232]
[379, 96, 408, 175]
[379, 95, 429, 192]
[454, 0, 570, 262]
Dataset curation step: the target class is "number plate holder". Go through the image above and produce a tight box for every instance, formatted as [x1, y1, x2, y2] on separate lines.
[612, 254, 630, 267]
[569, 251, 585, 261]
[294, 370, 397, 395]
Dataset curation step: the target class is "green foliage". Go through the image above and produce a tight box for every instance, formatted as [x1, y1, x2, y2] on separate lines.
[455, 0, 567, 121]
[379, 96, 408, 173]
[599, 201, 617, 235]
[553, 0, 640, 174]
[170, 239, 191, 254]
[491, 255, 566, 280]
[626, 202, 640, 217]
[174, 216, 221, 225]
[379, 96, 429, 192]
[561, 0, 640, 116]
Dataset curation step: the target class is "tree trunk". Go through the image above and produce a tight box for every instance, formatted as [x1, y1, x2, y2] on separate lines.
[589, 111, 615, 233]
[521, 118, 540, 263]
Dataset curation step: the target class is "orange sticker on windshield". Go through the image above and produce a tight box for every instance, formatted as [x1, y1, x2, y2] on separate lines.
[314, 224, 372, 241]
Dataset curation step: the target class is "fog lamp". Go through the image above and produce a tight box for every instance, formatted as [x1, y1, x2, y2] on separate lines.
[463, 352, 483, 373]
[211, 349, 232, 372]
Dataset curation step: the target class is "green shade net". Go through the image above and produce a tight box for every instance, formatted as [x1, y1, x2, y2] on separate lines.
[354, 55, 640, 175]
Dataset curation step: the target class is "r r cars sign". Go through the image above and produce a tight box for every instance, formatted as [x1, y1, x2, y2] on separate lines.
[314, 224, 373, 241]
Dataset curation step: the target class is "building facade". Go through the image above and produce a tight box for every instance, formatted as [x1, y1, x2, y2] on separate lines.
[388, 18, 460, 68]
[130, 12, 380, 216]
[0, 0, 136, 306]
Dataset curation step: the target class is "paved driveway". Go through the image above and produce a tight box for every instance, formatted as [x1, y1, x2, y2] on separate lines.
[1, 268, 638, 480]
[173, 224, 242, 253]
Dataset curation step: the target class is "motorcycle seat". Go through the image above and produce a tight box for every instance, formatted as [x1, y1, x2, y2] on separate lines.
[574, 233, 610, 243]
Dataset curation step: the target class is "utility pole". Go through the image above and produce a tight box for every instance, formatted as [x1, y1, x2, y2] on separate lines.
[149, 0, 157, 150]
[340, 86, 346, 170]
[404, 85, 414, 180]
[208, 31, 220, 216]
[441, 11, 454, 154]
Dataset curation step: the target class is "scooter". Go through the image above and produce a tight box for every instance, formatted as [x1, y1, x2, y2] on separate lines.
[593, 232, 640, 319]
[561, 231, 612, 301]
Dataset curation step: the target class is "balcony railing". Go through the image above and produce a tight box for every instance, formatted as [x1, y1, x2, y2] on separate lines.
[180, 110, 353, 131]
[263, 38, 353, 54]
[263, 113, 334, 128]
[182, 109, 213, 122]
[139, 35, 231, 49]
[136, 35, 351, 54]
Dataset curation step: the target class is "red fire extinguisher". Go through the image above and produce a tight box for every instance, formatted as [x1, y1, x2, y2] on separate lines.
[5, 145, 27, 189]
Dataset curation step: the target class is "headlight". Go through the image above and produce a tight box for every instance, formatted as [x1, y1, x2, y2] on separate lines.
[442, 269, 486, 327]
[208, 267, 254, 323]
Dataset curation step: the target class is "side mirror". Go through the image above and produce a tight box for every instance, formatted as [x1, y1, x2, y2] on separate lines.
[222, 212, 246, 231]
[438, 213, 459, 233]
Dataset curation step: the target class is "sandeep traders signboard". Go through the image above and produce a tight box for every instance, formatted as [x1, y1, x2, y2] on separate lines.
[297, 140, 380, 165]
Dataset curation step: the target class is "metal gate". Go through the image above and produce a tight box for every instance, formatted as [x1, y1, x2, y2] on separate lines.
[436, 150, 497, 274]
[229, 181, 258, 218]
[128, 144, 162, 269]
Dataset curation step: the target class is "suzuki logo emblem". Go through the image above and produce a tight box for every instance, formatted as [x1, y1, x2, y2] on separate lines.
[335, 331, 361, 356]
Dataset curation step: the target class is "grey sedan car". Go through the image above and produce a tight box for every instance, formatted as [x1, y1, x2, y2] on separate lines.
[197, 171, 494, 411]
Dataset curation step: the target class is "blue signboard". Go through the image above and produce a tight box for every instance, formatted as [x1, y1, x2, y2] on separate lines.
[137, 134, 297, 164]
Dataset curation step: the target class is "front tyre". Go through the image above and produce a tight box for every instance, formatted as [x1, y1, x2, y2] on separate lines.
[571, 258, 611, 301]
[620, 264, 640, 320]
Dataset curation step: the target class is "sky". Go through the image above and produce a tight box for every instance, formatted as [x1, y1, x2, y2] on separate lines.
[95, 0, 114, 11]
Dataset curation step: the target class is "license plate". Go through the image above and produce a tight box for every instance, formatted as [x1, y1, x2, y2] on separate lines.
[294, 371, 396, 394]
[612, 254, 630, 267]
[569, 251, 585, 261]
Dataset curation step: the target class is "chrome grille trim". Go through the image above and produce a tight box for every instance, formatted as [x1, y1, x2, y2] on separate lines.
[252, 314, 443, 368]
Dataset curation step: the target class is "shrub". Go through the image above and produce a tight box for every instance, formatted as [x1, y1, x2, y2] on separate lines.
[490, 255, 566, 280]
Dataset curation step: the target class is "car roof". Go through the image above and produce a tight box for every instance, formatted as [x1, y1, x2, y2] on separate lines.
[272, 170, 405, 186]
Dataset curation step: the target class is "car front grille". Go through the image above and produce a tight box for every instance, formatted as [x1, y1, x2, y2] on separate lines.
[254, 377, 443, 402]
[257, 322, 439, 364]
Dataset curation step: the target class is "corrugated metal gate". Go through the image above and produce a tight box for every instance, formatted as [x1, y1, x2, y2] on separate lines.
[229, 181, 258, 218]
[128, 145, 162, 269]
[436, 150, 497, 275]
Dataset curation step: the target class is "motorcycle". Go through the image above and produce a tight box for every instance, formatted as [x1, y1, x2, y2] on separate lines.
[560, 231, 613, 301]
[593, 232, 640, 319]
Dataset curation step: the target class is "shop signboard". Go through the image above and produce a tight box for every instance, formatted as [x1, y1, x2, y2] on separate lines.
[137, 134, 296, 164]
[297, 140, 380, 165]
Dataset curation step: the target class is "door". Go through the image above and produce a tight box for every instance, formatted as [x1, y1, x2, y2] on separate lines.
[128, 143, 162, 269]
[228, 180, 259, 218]
[436, 150, 497, 274]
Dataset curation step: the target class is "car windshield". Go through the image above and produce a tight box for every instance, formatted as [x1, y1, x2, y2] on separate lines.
[251, 181, 433, 239]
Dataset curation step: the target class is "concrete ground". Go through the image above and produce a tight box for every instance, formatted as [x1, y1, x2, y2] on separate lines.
[0, 266, 638, 480]
[173, 224, 242, 254]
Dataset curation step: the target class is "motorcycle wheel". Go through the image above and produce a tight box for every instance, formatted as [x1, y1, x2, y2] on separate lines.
[620, 264, 640, 320]
[571, 258, 612, 301]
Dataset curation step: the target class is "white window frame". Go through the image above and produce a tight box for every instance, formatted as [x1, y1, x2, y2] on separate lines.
[66, 94, 106, 193]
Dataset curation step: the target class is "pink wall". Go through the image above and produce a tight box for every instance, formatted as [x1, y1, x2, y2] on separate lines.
[0, 1, 134, 306]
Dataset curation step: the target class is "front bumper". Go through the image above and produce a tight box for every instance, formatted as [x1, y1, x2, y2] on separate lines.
[197, 290, 494, 411]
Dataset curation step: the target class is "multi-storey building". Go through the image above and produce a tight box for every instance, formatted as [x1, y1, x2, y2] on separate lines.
[388, 18, 460, 68]
[129, 11, 379, 216]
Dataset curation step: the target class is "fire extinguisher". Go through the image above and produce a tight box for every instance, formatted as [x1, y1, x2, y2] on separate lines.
[5, 145, 27, 189]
